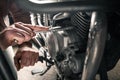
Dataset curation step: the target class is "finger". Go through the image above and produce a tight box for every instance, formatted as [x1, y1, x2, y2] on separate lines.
[14, 57, 20, 71]
[15, 23, 35, 37]
[8, 30, 30, 45]
[13, 29, 32, 43]
[19, 23, 49, 32]
[1, 29, 25, 46]
[30, 55, 35, 66]
[10, 31, 25, 45]
[35, 52, 39, 62]
[32, 25, 49, 32]
[20, 52, 31, 67]
[14, 52, 21, 71]
[20, 53, 27, 68]
[27, 51, 33, 66]
[20, 60, 25, 69]
[31, 52, 38, 66]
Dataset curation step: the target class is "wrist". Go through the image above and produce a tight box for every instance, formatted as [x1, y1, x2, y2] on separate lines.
[0, 31, 9, 51]
[0, 42, 9, 51]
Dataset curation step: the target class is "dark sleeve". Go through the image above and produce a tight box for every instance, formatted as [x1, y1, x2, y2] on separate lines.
[0, 48, 17, 80]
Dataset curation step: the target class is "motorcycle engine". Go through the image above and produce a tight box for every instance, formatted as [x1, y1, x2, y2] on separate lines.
[46, 12, 91, 79]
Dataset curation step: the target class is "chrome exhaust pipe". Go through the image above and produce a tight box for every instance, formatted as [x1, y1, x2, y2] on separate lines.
[81, 11, 107, 80]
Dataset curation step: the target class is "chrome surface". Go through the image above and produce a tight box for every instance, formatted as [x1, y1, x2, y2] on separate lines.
[53, 12, 71, 21]
[81, 12, 107, 80]
[29, 0, 78, 4]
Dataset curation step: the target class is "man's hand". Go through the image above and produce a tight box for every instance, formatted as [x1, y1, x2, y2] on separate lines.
[14, 46, 39, 71]
[0, 22, 49, 50]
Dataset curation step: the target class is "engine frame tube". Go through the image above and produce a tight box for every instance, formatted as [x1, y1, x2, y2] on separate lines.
[81, 11, 107, 80]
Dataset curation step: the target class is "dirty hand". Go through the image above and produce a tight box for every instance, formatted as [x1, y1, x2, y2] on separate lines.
[0, 22, 49, 50]
[14, 46, 39, 71]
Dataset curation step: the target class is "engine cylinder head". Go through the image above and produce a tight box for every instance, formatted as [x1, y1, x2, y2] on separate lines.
[71, 12, 91, 41]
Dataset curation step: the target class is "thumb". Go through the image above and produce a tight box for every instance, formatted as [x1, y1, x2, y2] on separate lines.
[14, 57, 21, 71]
[14, 52, 22, 71]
